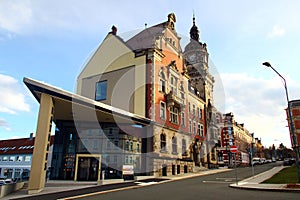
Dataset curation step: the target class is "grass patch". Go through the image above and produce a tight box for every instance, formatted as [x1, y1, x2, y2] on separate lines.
[262, 166, 298, 184]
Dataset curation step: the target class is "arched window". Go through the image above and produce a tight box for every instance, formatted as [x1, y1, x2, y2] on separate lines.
[130, 141, 133, 151]
[160, 133, 166, 152]
[172, 136, 177, 153]
[125, 141, 129, 151]
[182, 139, 187, 156]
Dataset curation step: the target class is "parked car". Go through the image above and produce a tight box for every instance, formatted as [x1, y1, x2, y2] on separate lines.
[252, 157, 261, 165]
[4, 179, 13, 184]
[283, 158, 296, 166]
[266, 159, 272, 163]
[260, 158, 266, 164]
[0, 180, 5, 186]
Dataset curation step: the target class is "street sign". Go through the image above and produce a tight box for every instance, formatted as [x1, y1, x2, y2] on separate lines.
[230, 145, 238, 153]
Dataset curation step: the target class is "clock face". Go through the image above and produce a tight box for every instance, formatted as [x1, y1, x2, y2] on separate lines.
[189, 54, 196, 62]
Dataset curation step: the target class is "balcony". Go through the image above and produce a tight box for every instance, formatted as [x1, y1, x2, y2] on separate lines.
[165, 91, 184, 109]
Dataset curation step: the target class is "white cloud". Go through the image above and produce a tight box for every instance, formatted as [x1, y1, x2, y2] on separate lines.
[267, 25, 286, 38]
[0, 74, 30, 114]
[0, 0, 33, 33]
[220, 73, 299, 148]
[0, 118, 11, 131]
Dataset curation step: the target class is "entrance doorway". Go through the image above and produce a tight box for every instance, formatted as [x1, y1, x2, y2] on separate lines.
[162, 164, 167, 176]
[74, 154, 101, 182]
[177, 165, 180, 174]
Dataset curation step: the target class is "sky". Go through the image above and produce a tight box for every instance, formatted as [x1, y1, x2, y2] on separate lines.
[0, 0, 300, 148]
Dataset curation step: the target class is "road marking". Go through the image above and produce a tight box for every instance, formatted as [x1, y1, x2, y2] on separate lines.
[135, 181, 158, 186]
[58, 185, 142, 200]
[215, 177, 236, 180]
[203, 180, 234, 184]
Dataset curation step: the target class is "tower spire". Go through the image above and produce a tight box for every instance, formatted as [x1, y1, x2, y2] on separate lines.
[190, 13, 199, 41]
[193, 10, 195, 25]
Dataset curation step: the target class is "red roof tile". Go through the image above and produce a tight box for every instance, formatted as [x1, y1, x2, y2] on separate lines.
[0, 136, 54, 155]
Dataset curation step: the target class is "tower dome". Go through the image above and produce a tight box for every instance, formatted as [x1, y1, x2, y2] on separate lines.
[190, 15, 199, 41]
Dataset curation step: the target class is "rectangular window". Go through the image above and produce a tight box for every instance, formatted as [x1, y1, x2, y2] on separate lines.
[169, 76, 177, 95]
[192, 104, 196, 115]
[106, 156, 110, 163]
[198, 107, 202, 119]
[198, 123, 201, 135]
[9, 156, 15, 162]
[181, 112, 185, 127]
[93, 140, 98, 150]
[95, 80, 107, 101]
[170, 107, 178, 124]
[193, 121, 197, 134]
[160, 101, 166, 119]
[180, 91, 185, 100]
[200, 125, 204, 136]
[159, 79, 166, 93]
[25, 156, 31, 162]
[189, 120, 192, 133]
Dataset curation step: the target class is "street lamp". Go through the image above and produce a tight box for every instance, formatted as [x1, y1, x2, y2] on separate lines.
[262, 61, 300, 183]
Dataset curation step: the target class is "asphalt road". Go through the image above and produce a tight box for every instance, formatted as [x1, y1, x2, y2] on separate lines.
[12, 162, 299, 200]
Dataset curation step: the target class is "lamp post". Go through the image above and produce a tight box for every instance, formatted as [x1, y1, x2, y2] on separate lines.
[250, 133, 255, 176]
[262, 61, 300, 183]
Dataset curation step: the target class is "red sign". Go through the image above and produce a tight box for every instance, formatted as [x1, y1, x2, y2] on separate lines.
[230, 145, 238, 153]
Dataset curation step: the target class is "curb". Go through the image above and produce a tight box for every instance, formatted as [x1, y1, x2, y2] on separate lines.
[229, 184, 300, 193]
[229, 166, 300, 193]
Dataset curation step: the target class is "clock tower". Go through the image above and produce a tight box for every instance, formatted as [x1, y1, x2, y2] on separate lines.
[183, 15, 214, 104]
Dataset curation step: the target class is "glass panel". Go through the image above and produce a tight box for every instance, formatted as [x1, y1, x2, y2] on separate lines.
[95, 81, 107, 101]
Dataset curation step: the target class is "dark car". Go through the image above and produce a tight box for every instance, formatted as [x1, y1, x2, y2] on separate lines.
[283, 158, 296, 166]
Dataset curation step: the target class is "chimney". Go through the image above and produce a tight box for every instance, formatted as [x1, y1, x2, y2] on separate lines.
[29, 132, 33, 140]
[111, 25, 117, 35]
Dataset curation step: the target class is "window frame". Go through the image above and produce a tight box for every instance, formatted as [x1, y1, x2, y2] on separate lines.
[172, 136, 177, 154]
[181, 112, 185, 127]
[182, 139, 187, 156]
[160, 133, 166, 152]
[170, 106, 178, 124]
[160, 101, 166, 120]
[95, 80, 108, 101]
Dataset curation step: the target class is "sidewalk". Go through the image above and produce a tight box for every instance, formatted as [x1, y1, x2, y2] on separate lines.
[230, 166, 300, 192]
[2, 168, 230, 200]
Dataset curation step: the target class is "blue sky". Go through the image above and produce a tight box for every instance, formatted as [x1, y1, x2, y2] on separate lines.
[0, 0, 300, 148]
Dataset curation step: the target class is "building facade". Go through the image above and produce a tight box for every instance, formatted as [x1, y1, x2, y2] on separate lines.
[217, 113, 254, 166]
[0, 134, 54, 180]
[287, 100, 300, 149]
[74, 13, 219, 176]
[23, 13, 266, 193]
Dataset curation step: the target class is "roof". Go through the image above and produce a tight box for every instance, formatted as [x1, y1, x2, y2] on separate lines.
[126, 25, 164, 51]
[0, 136, 54, 155]
[23, 77, 152, 126]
